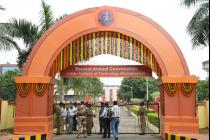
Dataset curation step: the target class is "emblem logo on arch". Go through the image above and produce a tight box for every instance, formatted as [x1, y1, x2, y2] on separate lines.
[98, 9, 113, 27]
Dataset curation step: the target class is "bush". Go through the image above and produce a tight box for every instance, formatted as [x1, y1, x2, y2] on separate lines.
[53, 115, 57, 129]
[147, 113, 159, 127]
[131, 98, 144, 104]
[146, 108, 155, 113]
[130, 107, 139, 115]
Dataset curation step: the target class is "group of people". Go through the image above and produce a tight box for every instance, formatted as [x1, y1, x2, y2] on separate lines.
[56, 100, 146, 140]
[56, 101, 96, 138]
[56, 100, 121, 140]
[98, 101, 146, 139]
[99, 101, 120, 140]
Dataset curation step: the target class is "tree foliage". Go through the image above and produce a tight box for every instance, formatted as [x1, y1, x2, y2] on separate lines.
[0, 5, 5, 10]
[54, 77, 104, 102]
[196, 80, 209, 101]
[181, 0, 209, 49]
[0, 1, 68, 68]
[69, 78, 104, 101]
[0, 69, 22, 102]
[118, 77, 159, 101]
[54, 78, 70, 102]
[0, 23, 20, 53]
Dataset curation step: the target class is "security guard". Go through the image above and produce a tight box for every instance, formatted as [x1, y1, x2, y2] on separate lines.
[139, 102, 146, 135]
[76, 101, 87, 138]
[56, 102, 63, 135]
[86, 103, 96, 136]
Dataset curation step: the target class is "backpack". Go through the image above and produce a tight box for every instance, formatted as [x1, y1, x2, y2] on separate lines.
[106, 108, 112, 119]
[99, 107, 104, 117]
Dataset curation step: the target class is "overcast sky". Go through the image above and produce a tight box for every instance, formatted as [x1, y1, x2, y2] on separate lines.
[0, 0, 209, 85]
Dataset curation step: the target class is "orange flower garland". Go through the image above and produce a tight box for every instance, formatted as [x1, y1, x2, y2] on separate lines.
[16, 83, 31, 97]
[180, 83, 195, 96]
[33, 83, 48, 96]
[164, 83, 178, 96]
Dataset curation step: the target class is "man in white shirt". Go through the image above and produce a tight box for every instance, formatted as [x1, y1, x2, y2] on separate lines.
[73, 102, 78, 131]
[61, 103, 68, 132]
[67, 105, 75, 134]
[111, 101, 120, 140]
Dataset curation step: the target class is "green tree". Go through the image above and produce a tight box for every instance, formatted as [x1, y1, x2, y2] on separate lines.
[54, 78, 70, 102]
[1, 1, 67, 68]
[0, 5, 21, 53]
[68, 77, 104, 101]
[181, 0, 209, 49]
[69, 78, 84, 101]
[0, 23, 20, 53]
[0, 69, 22, 102]
[82, 78, 104, 99]
[149, 91, 160, 102]
[196, 80, 209, 101]
[0, 5, 5, 10]
[118, 77, 159, 100]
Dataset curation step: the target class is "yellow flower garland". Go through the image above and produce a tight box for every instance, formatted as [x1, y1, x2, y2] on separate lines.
[164, 83, 178, 96]
[16, 83, 31, 97]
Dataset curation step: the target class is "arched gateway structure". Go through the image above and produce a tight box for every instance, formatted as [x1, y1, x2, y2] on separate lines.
[14, 6, 198, 139]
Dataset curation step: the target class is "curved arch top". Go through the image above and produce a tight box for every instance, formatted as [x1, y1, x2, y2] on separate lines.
[24, 6, 189, 77]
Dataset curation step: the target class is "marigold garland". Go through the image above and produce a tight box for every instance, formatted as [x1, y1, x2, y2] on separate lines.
[16, 83, 31, 97]
[180, 83, 194, 96]
[49, 31, 161, 77]
[164, 83, 178, 96]
[33, 83, 48, 96]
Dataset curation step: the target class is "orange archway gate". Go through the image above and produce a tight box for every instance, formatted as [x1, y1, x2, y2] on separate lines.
[14, 6, 198, 139]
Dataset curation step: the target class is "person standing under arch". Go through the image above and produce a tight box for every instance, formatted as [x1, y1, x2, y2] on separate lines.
[67, 104, 75, 134]
[111, 101, 120, 140]
[138, 102, 146, 135]
[61, 103, 68, 132]
[98, 102, 105, 134]
[76, 101, 87, 138]
[100, 102, 111, 138]
[73, 102, 78, 131]
[86, 103, 96, 136]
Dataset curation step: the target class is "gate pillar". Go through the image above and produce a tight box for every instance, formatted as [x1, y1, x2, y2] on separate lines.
[160, 76, 199, 138]
[14, 76, 54, 139]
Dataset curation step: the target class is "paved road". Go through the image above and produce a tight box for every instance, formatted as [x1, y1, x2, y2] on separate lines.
[92, 107, 157, 133]
[52, 107, 161, 140]
[53, 134, 161, 140]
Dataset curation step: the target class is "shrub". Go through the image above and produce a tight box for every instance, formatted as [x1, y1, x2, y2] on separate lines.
[130, 107, 139, 115]
[53, 115, 57, 129]
[146, 108, 155, 113]
[131, 98, 144, 104]
[147, 113, 159, 127]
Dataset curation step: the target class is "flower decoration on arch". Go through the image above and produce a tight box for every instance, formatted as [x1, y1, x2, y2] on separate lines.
[16, 83, 32, 97]
[180, 83, 195, 97]
[164, 83, 178, 96]
[33, 83, 48, 96]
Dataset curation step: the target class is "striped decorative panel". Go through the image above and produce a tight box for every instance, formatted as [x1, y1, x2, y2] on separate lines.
[49, 31, 162, 77]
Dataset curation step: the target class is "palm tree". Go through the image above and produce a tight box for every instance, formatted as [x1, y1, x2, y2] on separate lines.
[0, 23, 21, 53]
[181, 0, 209, 49]
[54, 78, 69, 102]
[69, 78, 84, 101]
[1, 0, 66, 68]
[69, 78, 104, 102]
[0, 5, 5, 10]
[0, 6, 21, 53]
